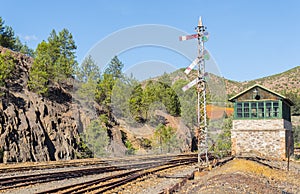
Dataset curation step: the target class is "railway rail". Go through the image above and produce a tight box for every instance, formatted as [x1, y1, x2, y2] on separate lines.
[1, 153, 294, 194]
[0, 153, 199, 193]
[0, 153, 195, 174]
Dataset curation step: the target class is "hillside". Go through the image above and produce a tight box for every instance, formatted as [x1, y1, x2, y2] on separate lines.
[225, 66, 300, 96]
[0, 46, 129, 162]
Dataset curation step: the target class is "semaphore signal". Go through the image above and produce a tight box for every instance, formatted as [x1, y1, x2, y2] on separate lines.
[180, 17, 209, 166]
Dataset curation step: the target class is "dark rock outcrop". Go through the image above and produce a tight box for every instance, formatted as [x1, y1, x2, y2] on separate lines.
[0, 46, 118, 162]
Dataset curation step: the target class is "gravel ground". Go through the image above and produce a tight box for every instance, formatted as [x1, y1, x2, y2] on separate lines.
[3, 169, 133, 194]
[177, 159, 300, 194]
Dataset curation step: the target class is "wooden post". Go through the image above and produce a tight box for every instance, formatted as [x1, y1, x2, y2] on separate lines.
[287, 133, 291, 171]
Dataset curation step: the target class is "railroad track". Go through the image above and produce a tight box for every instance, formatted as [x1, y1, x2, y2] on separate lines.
[0, 153, 198, 193]
[38, 155, 201, 194]
[0, 153, 196, 174]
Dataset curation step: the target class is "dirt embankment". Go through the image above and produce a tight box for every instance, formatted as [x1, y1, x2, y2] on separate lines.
[179, 158, 300, 194]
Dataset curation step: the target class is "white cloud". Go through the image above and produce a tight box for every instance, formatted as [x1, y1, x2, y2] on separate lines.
[17, 34, 38, 42]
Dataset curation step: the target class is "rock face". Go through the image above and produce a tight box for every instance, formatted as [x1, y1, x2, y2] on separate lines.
[0, 46, 108, 162]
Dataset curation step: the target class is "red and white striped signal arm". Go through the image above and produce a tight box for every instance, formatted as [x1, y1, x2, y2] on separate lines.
[179, 34, 199, 41]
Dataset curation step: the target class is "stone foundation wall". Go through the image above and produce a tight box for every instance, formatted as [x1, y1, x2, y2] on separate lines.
[231, 119, 293, 159]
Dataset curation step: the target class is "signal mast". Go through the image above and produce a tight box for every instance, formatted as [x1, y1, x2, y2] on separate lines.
[180, 17, 209, 165]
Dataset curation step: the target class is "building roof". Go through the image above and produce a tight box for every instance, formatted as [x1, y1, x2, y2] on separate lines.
[228, 84, 294, 106]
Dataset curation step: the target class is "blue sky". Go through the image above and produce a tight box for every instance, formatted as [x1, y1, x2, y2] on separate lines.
[1, 0, 300, 81]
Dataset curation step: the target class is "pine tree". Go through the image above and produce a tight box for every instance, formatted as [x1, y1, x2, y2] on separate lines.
[14, 37, 34, 57]
[104, 56, 124, 80]
[77, 55, 100, 100]
[0, 50, 15, 87]
[48, 29, 77, 80]
[81, 119, 109, 157]
[152, 124, 179, 153]
[28, 28, 78, 94]
[28, 41, 51, 94]
[129, 84, 144, 121]
[0, 19, 15, 49]
[96, 56, 125, 108]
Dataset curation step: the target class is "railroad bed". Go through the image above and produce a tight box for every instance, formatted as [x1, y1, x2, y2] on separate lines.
[2, 153, 298, 194]
[0, 153, 203, 194]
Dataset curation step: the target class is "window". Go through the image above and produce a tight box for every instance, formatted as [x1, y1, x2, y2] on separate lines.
[258, 102, 264, 118]
[266, 102, 272, 118]
[273, 102, 279, 117]
[234, 101, 282, 119]
[244, 102, 250, 118]
[237, 103, 242, 118]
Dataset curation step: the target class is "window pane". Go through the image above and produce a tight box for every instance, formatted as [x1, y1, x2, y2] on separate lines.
[258, 102, 264, 117]
[251, 102, 257, 118]
[237, 103, 242, 108]
[266, 102, 272, 117]
[273, 102, 279, 117]
[244, 103, 249, 113]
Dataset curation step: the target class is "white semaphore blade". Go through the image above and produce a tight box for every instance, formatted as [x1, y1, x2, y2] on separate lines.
[184, 58, 199, 75]
[182, 78, 198, 92]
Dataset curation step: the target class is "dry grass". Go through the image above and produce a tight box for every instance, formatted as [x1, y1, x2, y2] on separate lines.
[219, 159, 300, 185]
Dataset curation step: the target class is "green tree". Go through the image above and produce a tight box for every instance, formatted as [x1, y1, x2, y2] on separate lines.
[125, 140, 136, 155]
[81, 119, 109, 157]
[76, 55, 100, 100]
[96, 56, 125, 108]
[48, 29, 77, 80]
[213, 116, 232, 158]
[0, 50, 15, 88]
[129, 84, 144, 121]
[152, 124, 179, 153]
[104, 56, 124, 79]
[14, 37, 34, 57]
[111, 75, 138, 119]
[28, 29, 77, 94]
[28, 41, 51, 94]
[0, 17, 15, 49]
[141, 81, 181, 121]
[158, 72, 171, 86]
[95, 73, 115, 107]
[172, 79, 197, 130]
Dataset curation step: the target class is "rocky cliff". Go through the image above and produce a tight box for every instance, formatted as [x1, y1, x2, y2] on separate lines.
[0, 47, 194, 163]
[0, 46, 125, 163]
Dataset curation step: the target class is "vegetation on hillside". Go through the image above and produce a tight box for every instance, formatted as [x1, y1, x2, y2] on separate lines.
[152, 124, 180, 153]
[0, 50, 15, 88]
[28, 29, 77, 94]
